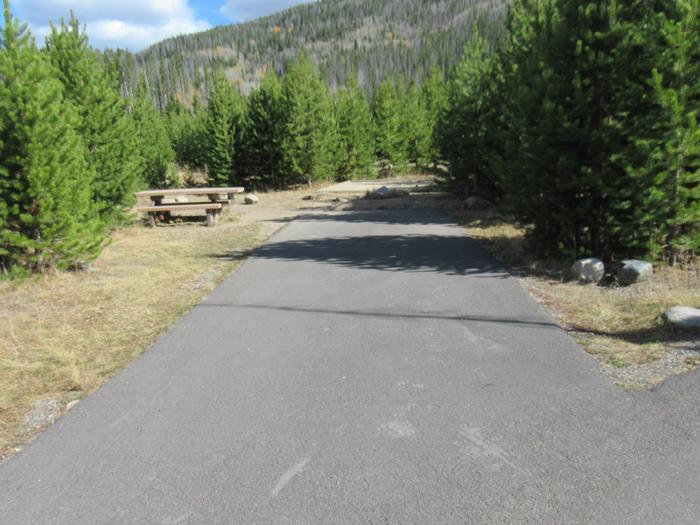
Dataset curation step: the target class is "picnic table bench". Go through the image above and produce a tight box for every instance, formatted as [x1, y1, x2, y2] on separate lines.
[135, 187, 245, 227]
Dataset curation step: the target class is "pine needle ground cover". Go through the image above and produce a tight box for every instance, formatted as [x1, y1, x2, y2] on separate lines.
[451, 205, 700, 390]
[0, 189, 328, 460]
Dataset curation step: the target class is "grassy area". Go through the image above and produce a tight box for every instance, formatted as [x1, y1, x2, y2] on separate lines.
[0, 193, 317, 460]
[447, 203, 700, 389]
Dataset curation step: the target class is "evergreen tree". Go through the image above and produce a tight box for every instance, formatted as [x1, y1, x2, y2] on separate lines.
[421, 68, 448, 167]
[335, 76, 375, 179]
[239, 69, 288, 189]
[132, 76, 176, 188]
[401, 83, 432, 168]
[204, 71, 245, 186]
[46, 14, 142, 224]
[165, 98, 207, 172]
[0, 1, 104, 271]
[281, 54, 337, 183]
[371, 78, 407, 174]
[441, 28, 503, 199]
[632, 0, 700, 262]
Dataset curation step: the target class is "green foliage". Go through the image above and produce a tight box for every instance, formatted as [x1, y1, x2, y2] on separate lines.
[0, 1, 104, 272]
[630, 0, 700, 262]
[439, 0, 700, 263]
[372, 78, 407, 174]
[46, 15, 142, 225]
[335, 76, 375, 179]
[401, 83, 432, 169]
[238, 69, 288, 189]
[165, 98, 207, 172]
[281, 54, 338, 183]
[132, 77, 176, 188]
[421, 68, 449, 167]
[204, 72, 245, 186]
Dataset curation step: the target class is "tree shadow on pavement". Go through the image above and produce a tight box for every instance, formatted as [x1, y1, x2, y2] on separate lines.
[215, 234, 510, 277]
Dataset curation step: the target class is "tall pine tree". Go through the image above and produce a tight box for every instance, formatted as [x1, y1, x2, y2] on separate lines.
[0, 1, 104, 271]
[204, 71, 245, 186]
[239, 69, 288, 189]
[46, 14, 142, 224]
[336, 76, 375, 179]
[372, 78, 407, 175]
[132, 76, 176, 188]
[282, 54, 338, 183]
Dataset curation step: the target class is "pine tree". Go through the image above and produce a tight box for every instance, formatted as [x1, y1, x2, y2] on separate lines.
[441, 28, 502, 199]
[165, 98, 207, 172]
[132, 76, 176, 188]
[239, 69, 288, 189]
[632, 0, 700, 262]
[281, 54, 337, 183]
[421, 68, 448, 167]
[0, 1, 104, 271]
[46, 14, 142, 224]
[371, 78, 407, 175]
[401, 83, 432, 168]
[204, 71, 245, 186]
[336, 76, 375, 179]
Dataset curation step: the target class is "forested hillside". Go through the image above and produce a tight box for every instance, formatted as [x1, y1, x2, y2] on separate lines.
[110, 0, 507, 108]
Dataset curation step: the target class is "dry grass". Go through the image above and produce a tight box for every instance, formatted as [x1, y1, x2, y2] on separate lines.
[0, 187, 329, 460]
[449, 203, 700, 389]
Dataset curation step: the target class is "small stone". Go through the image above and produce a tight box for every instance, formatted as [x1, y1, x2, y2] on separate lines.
[463, 196, 490, 210]
[664, 307, 700, 332]
[571, 258, 605, 284]
[24, 398, 61, 432]
[375, 186, 392, 198]
[244, 194, 259, 205]
[617, 259, 653, 286]
[302, 195, 314, 201]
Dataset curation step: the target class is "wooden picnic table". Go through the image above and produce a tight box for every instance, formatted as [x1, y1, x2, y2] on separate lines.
[135, 187, 245, 227]
[135, 187, 245, 205]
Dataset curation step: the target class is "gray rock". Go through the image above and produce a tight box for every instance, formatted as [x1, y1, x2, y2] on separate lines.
[664, 307, 700, 332]
[244, 194, 259, 205]
[375, 186, 392, 198]
[463, 196, 490, 210]
[571, 258, 605, 284]
[302, 195, 315, 201]
[617, 259, 654, 286]
[24, 398, 61, 432]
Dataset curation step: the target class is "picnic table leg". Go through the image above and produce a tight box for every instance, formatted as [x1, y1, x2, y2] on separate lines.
[206, 210, 215, 227]
[147, 213, 156, 228]
[151, 196, 163, 206]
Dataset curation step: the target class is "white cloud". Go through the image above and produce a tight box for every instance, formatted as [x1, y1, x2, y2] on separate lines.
[219, 0, 310, 22]
[13, 0, 210, 50]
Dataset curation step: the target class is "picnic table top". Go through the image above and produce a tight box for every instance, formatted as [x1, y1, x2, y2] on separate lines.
[135, 187, 245, 198]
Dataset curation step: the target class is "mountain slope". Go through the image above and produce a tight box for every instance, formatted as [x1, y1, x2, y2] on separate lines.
[114, 0, 507, 108]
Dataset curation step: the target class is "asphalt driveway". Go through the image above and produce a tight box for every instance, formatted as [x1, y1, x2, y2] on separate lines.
[1, 207, 698, 523]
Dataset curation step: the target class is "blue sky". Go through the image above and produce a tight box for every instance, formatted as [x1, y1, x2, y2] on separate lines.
[11, 0, 309, 50]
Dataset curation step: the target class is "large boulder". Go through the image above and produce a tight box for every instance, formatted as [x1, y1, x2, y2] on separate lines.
[571, 258, 605, 284]
[616, 259, 653, 286]
[244, 194, 259, 205]
[664, 307, 700, 332]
